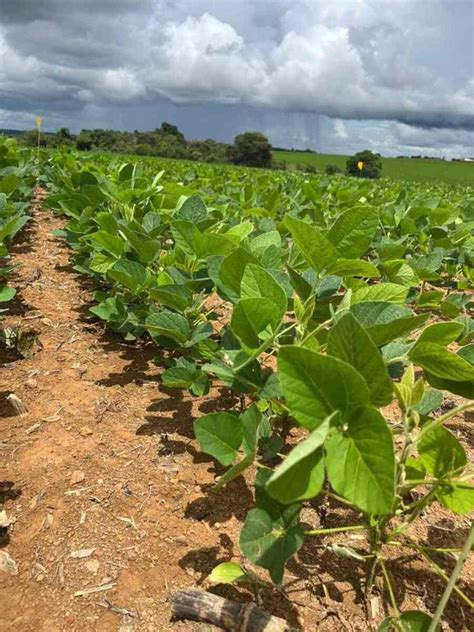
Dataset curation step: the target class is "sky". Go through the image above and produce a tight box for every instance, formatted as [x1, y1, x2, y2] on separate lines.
[0, 0, 473, 157]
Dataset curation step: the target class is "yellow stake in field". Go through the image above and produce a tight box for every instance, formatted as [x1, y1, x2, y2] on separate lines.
[357, 160, 364, 171]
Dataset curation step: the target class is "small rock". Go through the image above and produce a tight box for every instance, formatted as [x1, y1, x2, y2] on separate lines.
[25, 379, 38, 389]
[0, 551, 18, 575]
[70, 470, 85, 485]
[84, 559, 100, 574]
[80, 427, 93, 437]
[175, 536, 187, 547]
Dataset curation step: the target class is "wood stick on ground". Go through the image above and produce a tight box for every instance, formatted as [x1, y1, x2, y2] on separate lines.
[171, 589, 298, 632]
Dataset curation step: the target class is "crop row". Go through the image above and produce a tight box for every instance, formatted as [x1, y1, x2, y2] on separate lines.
[41, 149, 473, 629]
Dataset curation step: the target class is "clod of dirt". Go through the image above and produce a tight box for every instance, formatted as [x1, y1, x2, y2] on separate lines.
[70, 470, 85, 485]
[6, 393, 28, 416]
[84, 559, 100, 574]
[0, 551, 18, 575]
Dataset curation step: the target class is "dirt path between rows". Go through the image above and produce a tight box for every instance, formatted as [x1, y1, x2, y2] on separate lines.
[0, 192, 472, 631]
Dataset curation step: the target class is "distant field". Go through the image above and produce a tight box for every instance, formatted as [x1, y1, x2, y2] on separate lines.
[274, 150, 474, 186]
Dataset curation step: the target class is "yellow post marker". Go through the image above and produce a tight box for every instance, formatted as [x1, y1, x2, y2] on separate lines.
[357, 160, 364, 178]
[35, 116, 42, 130]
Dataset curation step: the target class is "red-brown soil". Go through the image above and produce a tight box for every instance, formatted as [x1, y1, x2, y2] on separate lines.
[0, 192, 472, 631]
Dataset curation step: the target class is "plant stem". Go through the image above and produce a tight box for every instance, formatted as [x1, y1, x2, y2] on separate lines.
[428, 522, 474, 631]
[232, 323, 294, 373]
[305, 524, 366, 536]
[380, 559, 399, 614]
[418, 402, 474, 440]
[407, 539, 474, 609]
[299, 318, 332, 346]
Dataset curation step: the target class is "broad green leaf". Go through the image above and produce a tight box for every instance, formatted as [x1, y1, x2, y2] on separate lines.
[215, 453, 255, 488]
[328, 313, 393, 406]
[325, 406, 395, 514]
[266, 416, 332, 504]
[240, 264, 287, 314]
[378, 610, 433, 632]
[409, 342, 474, 382]
[108, 260, 147, 292]
[209, 562, 249, 585]
[218, 247, 260, 302]
[412, 389, 443, 416]
[278, 347, 370, 430]
[162, 358, 209, 396]
[351, 302, 429, 346]
[194, 412, 243, 466]
[231, 297, 282, 350]
[0, 286, 16, 302]
[149, 284, 193, 311]
[177, 195, 207, 223]
[352, 283, 408, 305]
[328, 259, 380, 279]
[418, 426, 467, 478]
[328, 205, 379, 258]
[286, 216, 336, 273]
[145, 309, 191, 344]
[89, 252, 116, 273]
[416, 322, 464, 346]
[240, 508, 304, 584]
[86, 231, 126, 257]
[436, 482, 474, 515]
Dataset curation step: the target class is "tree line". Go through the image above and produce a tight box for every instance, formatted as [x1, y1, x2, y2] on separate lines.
[21, 122, 382, 177]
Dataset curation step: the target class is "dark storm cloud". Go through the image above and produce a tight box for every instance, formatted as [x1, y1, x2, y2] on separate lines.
[0, 0, 473, 155]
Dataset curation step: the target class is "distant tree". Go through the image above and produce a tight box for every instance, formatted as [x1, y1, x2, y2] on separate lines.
[346, 149, 382, 179]
[159, 122, 185, 142]
[229, 132, 272, 168]
[325, 164, 342, 175]
[57, 127, 71, 140]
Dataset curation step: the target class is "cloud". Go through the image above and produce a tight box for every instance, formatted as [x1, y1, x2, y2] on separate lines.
[0, 0, 473, 155]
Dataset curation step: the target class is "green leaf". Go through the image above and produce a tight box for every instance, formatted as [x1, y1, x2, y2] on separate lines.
[436, 482, 474, 515]
[351, 302, 429, 346]
[194, 412, 243, 466]
[418, 426, 467, 478]
[328, 205, 379, 258]
[412, 389, 443, 416]
[149, 284, 193, 311]
[0, 286, 16, 302]
[86, 231, 126, 258]
[240, 508, 304, 584]
[177, 195, 207, 223]
[328, 313, 393, 406]
[409, 342, 474, 382]
[266, 416, 332, 504]
[378, 610, 433, 632]
[216, 453, 255, 488]
[208, 562, 249, 585]
[416, 322, 464, 346]
[161, 358, 209, 396]
[231, 297, 282, 350]
[325, 406, 395, 514]
[145, 309, 191, 344]
[352, 283, 408, 305]
[328, 259, 380, 278]
[286, 216, 336, 273]
[108, 260, 147, 292]
[218, 247, 260, 302]
[278, 347, 370, 430]
[240, 264, 287, 313]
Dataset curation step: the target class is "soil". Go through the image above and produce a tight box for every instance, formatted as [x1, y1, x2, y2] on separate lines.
[0, 191, 472, 631]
